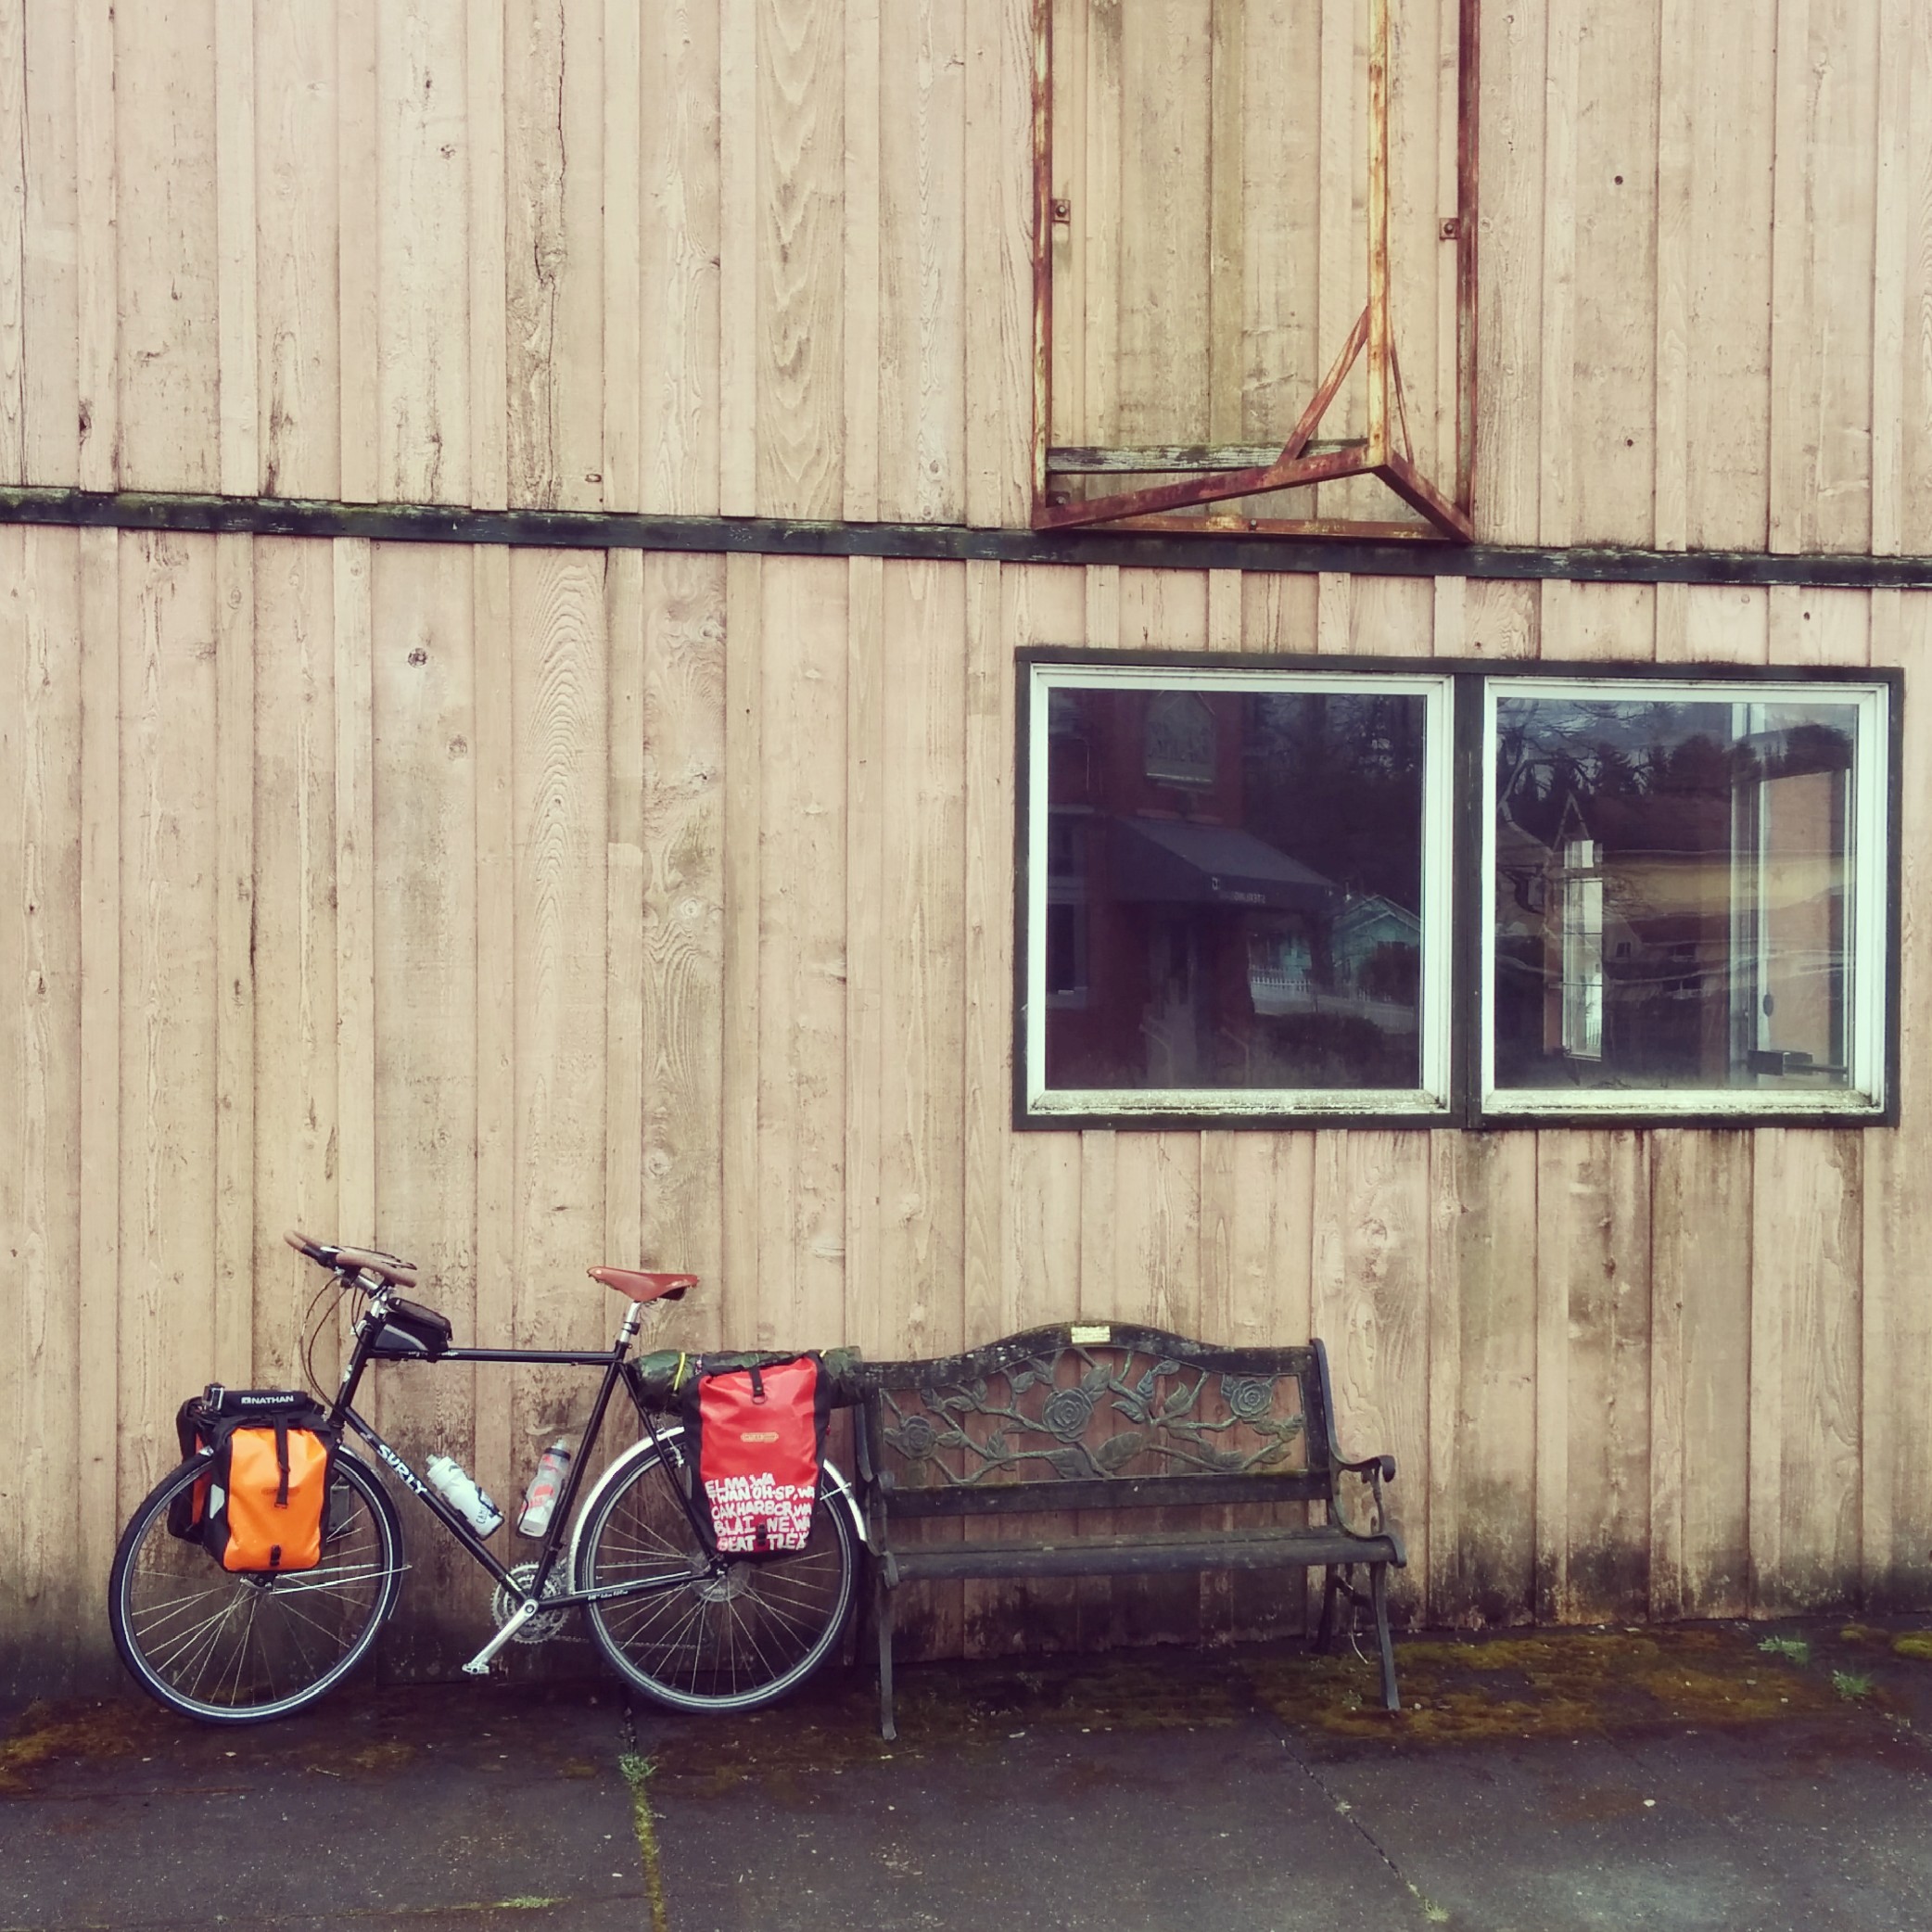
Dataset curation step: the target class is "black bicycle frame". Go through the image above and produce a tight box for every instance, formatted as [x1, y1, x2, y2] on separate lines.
[325, 1291, 716, 1612]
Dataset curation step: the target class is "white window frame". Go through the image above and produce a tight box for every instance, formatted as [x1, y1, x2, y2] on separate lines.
[1479, 676, 1891, 1120]
[1023, 661, 1456, 1121]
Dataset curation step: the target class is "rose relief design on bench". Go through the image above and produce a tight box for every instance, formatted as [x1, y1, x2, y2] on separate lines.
[876, 1347, 1308, 1487]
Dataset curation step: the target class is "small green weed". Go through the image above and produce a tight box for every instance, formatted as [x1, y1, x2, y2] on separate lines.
[1831, 1671, 1874, 1701]
[1757, 1635, 1810, 1665]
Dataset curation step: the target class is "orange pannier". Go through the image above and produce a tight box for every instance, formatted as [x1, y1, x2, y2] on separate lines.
[170, 1389, 340, 1574]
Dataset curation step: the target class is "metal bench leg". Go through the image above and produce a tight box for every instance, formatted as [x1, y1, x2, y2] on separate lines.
[1312, 1563, 1344, 1653]
[875, 1569, 898, 1742]
[1370, 1562, 1400, 1712]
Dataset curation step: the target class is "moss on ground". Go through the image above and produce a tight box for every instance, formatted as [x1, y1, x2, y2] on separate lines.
[1246, 1627, 1844, 1743]
[0, 1698, 172, 1796]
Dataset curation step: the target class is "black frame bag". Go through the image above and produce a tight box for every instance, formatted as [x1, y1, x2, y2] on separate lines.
[680, 1355, 832, 1554]
[168, 1387, 340, 1573]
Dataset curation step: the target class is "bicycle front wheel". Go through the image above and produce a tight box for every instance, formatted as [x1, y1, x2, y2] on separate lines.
[577, 1430, 855, 1712]
[108, 1450, 403, 1723]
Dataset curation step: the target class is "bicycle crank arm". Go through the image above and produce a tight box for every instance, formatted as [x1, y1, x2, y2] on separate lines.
[462, 1598, 543, 1676]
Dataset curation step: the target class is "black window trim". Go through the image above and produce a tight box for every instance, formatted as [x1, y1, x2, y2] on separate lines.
[1013, 646, 1904, 1132]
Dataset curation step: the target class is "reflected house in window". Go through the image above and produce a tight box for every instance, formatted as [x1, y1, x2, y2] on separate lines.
[1040, 676, 1433, 1101]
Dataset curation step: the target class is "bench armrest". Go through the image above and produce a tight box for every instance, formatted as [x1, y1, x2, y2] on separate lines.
[1327, 1448, 1397, 1542]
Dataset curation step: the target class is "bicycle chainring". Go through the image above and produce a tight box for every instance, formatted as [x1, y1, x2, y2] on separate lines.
[490, 1562, 572, 1646]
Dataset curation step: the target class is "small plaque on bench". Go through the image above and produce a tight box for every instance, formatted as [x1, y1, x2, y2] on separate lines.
[1069, 1323, 1111, 1343]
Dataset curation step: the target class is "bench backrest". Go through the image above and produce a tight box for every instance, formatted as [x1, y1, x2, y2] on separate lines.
[856, 1324, 1351, 1520]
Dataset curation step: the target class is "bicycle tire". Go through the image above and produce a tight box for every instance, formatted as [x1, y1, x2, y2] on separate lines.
[576, 1430, 855, 1713]
[108, 1449, 403, 1723]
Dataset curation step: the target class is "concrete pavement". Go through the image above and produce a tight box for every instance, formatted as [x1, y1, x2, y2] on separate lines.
[7, 1618, 1932, 1930]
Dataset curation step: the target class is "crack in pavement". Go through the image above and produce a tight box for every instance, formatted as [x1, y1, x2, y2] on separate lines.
[1262, 1708, 1453, 1926]
[620, 1695, 672, 1932]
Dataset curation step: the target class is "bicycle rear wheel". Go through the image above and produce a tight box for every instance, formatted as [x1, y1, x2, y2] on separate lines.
[108, 1450, 402, 1723]
[577, 1430, 855, 1712]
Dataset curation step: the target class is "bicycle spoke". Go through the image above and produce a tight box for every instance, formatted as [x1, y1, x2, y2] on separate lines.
[220, 1595, 267, 1708]
[151, 1596, 244, 1684]
[604, 1582, 709, 1655]
[265, 1588, 365, 1651]
[183, 1595, 248, 1703]
[130, 1580, 236, 1641]
[263, 1561, 394, 1597]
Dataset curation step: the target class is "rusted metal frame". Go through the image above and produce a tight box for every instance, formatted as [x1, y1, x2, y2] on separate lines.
[1036, 306, 1372, 530]
[1083, 512, 1451, 541]
[1455, 0, 1481, 517]
[1031, 0, 1055, 516]
[1391, 339, 1417, 464]
[1366, 0, 1392, 466]
[1272, 302, 1371, 476]
[1035, 444, 1370, 529]
[1378, 449, 1475, 540]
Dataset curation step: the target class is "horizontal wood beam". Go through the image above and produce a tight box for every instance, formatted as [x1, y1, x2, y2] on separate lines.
[0, 487, 1929, 588]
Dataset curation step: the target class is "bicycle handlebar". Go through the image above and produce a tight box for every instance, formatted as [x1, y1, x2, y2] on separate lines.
[284, 1227, 421, 1290]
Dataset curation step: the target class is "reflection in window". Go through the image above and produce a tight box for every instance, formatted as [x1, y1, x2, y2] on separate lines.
[1488, 687, 1883, 1104]
[1144, 692, 1217, 786]
[1029, 674, 1448, 1111]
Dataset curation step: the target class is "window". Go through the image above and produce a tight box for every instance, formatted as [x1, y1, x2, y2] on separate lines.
[1483, 679, 1893, 1118]
[1018, 655, 1899, 1127]
[1021, 658, 1456, 1121]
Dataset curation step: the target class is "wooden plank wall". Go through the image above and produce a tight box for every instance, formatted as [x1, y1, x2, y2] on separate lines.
[0, 2, 1929, 1691]
[4, 540, 1930, 1691]
[0, 0, 1926, 547]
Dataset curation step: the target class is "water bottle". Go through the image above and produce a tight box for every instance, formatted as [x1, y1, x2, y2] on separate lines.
[517, 1441, 573, 1538]
[426, 1455, 503, 1535]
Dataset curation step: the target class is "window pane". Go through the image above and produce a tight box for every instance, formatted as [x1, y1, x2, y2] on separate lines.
[1042, 682, 1430, 1095]
[1491, 690, 1871, 1099]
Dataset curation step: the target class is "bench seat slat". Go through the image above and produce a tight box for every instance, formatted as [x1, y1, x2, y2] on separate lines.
[888, 1526, 1403, 1582]
[881, 1470, 1328, 1517]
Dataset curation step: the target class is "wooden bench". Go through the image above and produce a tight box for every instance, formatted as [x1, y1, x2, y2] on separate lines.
[852, 1322, 1405, 1739]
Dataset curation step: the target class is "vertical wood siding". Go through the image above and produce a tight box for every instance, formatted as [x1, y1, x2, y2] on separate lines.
[3, 543, 1928, 1691]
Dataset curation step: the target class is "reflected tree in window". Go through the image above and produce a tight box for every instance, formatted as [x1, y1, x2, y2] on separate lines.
[1493, 694, 1859, 1095]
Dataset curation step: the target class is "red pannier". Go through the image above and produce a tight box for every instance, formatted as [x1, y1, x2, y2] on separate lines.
[681, 1356, 830, 1554]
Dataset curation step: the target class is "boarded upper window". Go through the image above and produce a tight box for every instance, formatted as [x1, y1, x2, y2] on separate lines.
[1036, 0, 1476, 540]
